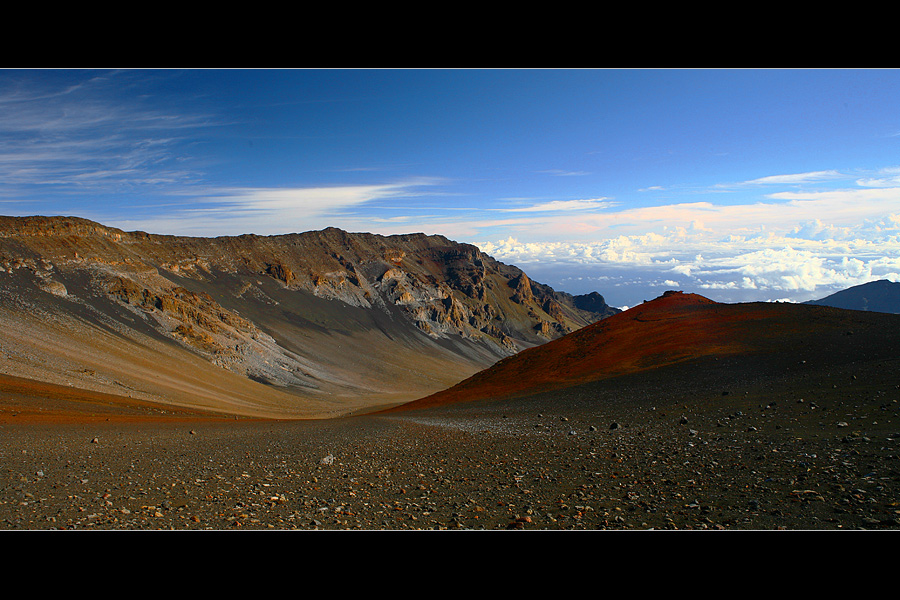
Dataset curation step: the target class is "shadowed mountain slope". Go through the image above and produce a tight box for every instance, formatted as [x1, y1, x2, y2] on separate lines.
[0, 215, 617, 419]
[804, 279, 900, 314]
[387, 290, 900, 412]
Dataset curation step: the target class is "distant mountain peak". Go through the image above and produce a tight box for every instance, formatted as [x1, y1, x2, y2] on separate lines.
[805, 279, 900, 314]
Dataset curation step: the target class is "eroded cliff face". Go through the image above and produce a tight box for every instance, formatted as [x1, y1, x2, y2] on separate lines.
[0, 216, 618, 416]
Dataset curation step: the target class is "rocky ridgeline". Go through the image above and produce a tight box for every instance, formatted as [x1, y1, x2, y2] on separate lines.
[0, 216, 618, 388]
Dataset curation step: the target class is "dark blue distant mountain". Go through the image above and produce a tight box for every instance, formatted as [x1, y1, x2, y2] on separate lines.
[804, 279, 900, 314]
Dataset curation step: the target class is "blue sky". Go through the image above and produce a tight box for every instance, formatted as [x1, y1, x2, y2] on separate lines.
[2, 68, 899, 307]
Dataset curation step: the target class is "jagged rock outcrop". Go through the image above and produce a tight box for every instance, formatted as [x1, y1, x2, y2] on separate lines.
[509, 273, 534, 305]
[265, 261, 295, 286]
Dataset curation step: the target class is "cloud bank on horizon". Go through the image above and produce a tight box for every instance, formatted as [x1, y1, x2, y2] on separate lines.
[477, 180, 900, 307]
[1, 68, 899, 308]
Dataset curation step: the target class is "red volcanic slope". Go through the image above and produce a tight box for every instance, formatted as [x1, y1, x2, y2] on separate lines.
[0, 373, 234, 425]
[387, 291, 830, 412]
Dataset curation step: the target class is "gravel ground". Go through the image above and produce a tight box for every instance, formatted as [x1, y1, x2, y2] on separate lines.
[3, 354, 899, 531]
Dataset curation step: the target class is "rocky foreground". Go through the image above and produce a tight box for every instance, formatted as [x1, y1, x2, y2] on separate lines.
[3, 349, 898, 531]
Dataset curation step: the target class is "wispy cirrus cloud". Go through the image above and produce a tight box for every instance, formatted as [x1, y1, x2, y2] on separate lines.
[492, 198, 616, 213]
[537, 169, 591, 177]
[106, 178, 443, 236]
[765, 187, 900, 225]
[737, 170, 845, 186]
[855, 166, 900, 188]
[356, 180, 900, 249]
[0, 71, 218, 198]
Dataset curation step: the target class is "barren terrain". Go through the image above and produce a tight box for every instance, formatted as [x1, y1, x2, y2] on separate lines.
[3, 292, 898, 531]
[0, 216, 615, 419]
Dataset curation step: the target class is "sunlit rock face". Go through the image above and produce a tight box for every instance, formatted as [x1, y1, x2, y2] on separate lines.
[0, 216, 618, 417]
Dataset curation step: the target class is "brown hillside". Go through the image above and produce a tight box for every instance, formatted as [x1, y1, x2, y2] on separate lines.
[0, 215, 618, 419]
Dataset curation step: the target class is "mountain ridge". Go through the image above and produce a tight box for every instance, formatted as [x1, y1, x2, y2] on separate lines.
[0, 215, 618, 419]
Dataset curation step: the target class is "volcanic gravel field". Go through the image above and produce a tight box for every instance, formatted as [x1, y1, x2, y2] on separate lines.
[3, 350, 899, 531]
